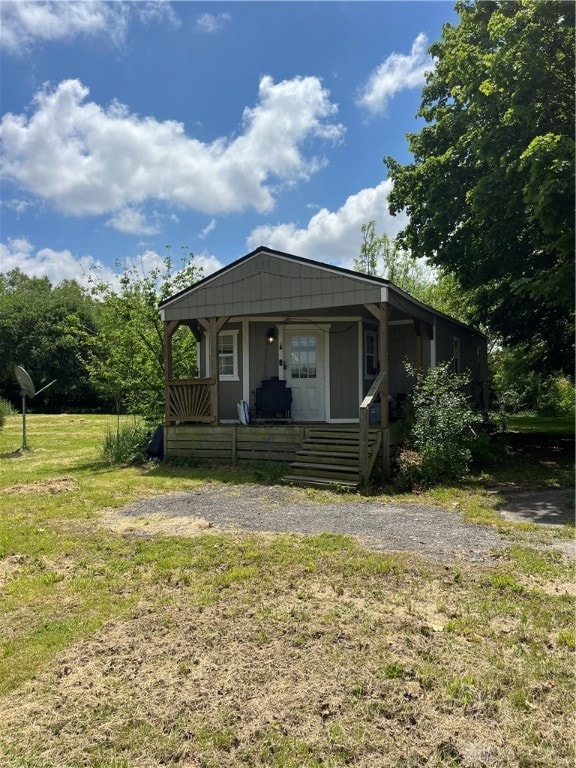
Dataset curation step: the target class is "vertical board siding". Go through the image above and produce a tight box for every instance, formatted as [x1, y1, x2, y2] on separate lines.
[389, 324, 418, 397]
[164, 251, 383, 320]
[330, 322, 359, 419]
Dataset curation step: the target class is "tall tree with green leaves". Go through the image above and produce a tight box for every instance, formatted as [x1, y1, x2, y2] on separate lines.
[354, 220, 430, 292]
[81, 249, 203, 421]
[385, 1, 575, 375]
[354, 221, 473, 323]
[0, 270, 99, 410]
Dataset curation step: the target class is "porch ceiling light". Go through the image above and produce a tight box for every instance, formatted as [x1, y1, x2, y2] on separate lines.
[266, 326, 277, 345]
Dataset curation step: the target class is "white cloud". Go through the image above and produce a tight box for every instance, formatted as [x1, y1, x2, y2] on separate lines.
[198, 219, 217, 239]
[246, 179, 408, 270]
[138, 2, 180, 29]
[0, 1, 179, 53]
[356, 33, 432, 115]
[0, 237, 116, 288]
[0, 1, 129, 52]
[0, 76, 343, 217]
[107, 207, 160, 236]
[195, 12, 231, 34]
[194, 250, 224, 277]
[0, 196, 34, 215]
[0, 237, 222, 289]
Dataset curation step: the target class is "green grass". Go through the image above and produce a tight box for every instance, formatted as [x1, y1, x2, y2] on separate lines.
[507, 415, 575, 437]
[0, 414, 574, 768]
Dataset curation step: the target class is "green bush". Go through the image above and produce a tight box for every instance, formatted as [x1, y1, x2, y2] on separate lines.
[0, 397, 15, 429]
[400, 362, 475, 487]
[490, 347, 575, 418]
[101, 422, 150, 465]
[536, 377, 575, 417]
[469, 431, 507, 466]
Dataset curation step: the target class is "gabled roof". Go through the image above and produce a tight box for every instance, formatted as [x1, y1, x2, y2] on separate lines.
[159, 245, 389, 308]
[159, 246, 484, 337]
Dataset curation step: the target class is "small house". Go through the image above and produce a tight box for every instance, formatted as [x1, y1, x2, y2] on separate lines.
[159, 247, 488, 487]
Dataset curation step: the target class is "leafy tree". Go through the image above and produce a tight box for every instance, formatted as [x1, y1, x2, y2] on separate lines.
[81, 249, 203, 422]
[490, 346, 575, 416]
[385, 1, 575, 375]
[0, 270, 99, 411]
[354, 221, 473, 323]
[354, 220, 426, 290]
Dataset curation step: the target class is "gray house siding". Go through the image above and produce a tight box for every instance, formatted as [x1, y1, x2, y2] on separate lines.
[329, 322, 359, 419]
[389, 323, 420, 398]
[219, 379, 243, 420]
[249, 321, 279, 410]
[196, 322, 244, 420]
[435, 317, 488, 408]
[360, 322, 428, 401]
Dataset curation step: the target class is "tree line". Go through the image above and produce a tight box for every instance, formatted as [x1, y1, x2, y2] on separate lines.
[0, 253, 203, 420]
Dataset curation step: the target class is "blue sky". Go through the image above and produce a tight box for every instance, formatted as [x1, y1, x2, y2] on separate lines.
[0, 1, 458, 287]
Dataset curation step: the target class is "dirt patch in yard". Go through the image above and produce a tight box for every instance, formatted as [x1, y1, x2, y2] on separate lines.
[3, 476, 79, 495]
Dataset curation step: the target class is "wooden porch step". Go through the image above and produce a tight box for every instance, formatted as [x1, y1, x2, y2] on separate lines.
[299, 442, 358, 458]
[296, 450, 360, 466]
[289, 462, 361, 478]
[305, 427, 379, 435]
[305, 432, 363, 442]
[282, 474, 360, 490]
[283, 426, 382, 489]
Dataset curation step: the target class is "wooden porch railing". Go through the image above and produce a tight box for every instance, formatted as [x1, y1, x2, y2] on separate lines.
[358, 369, 387, 482]
[165, 378, 214, 424]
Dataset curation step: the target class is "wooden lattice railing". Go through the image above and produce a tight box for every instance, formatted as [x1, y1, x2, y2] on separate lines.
[165, 378, 214, 424]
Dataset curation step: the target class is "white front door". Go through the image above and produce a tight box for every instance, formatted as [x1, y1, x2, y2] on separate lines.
[284, 328, 326, 421]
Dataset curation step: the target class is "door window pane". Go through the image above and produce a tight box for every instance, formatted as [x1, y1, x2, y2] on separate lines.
[290, 336, 317, 379]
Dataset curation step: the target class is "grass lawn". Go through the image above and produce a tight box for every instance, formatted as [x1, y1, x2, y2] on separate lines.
[506, 415, 574, 437]
[0, 413, 574, 768]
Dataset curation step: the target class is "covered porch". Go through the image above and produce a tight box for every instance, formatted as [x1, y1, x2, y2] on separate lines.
[159, 247, 487, 486]
[162, 305, 402, 485]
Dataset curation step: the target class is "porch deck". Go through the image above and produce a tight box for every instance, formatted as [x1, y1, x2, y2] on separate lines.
[164, 369, 396, 487]
[164, 422, 399, 488]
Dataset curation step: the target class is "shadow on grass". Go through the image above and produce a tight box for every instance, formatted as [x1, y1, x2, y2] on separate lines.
[143, 458, 286, 486]
[0, 449, 28, 459]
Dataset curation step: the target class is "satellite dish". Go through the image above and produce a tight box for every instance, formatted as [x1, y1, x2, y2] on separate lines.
[13, 365, 56, 450]
[15, 365, 36, 397]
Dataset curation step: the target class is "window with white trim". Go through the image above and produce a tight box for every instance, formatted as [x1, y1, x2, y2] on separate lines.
[364, 330, 378, 378]
[218, 330, 239, 380]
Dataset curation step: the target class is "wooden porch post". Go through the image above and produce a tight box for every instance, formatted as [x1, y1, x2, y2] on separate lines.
[164, 320, 180, 422]
[208, 319, 220, 424]
[379, 302, 390, 477]
[199, 316, 230, 425]
[163, 320, 180, 379]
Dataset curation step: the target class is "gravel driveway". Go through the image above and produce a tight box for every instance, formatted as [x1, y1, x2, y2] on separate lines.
[105, 483, 509, 564]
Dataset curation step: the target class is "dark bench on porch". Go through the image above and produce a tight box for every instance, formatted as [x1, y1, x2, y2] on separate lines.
[255, 378, 292, 421]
